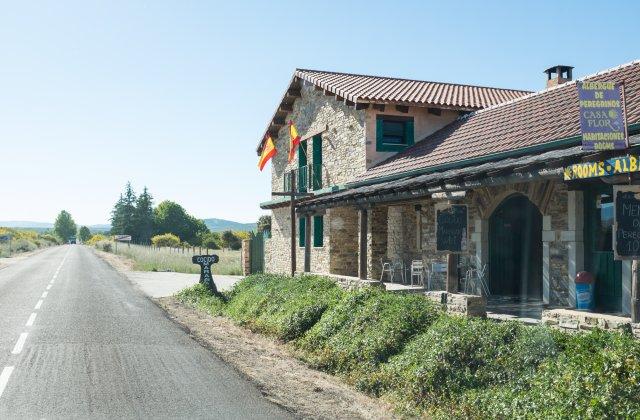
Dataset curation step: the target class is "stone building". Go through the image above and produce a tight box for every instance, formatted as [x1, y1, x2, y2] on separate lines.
[258, 62, 640, 320]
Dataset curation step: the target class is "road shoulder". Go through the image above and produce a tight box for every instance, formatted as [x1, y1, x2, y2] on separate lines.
[157, 297, 395, 419]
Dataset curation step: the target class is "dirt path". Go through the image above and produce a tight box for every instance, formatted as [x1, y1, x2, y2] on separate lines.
[157, 297, 396, 419]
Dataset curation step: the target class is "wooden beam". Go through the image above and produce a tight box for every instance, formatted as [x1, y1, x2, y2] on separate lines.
[273, 117, 286, 126]
[278, 104, 293, 112]
[372, 104, 385, 112]
[286, 88, 301, 97]
[355, 103, 369, 110]
[290, 173, 296, 277]
[345, 99, 355, 107]
[395, 105, 409, 113]
[446, 254, 458, 293]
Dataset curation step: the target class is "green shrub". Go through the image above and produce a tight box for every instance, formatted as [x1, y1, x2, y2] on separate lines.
[225, 274, 344, 341]
[151, 233, 181, 248]
[175, 283, 226, 316]
[12, 238, 37, 252]
[296, 288, 441, 389]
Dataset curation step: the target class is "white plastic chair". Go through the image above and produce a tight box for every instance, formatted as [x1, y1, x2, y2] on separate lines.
[427, 262, 447, 291]
[410, 260, 425, 286]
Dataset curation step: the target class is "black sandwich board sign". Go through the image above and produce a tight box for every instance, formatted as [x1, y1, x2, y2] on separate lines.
[614, 186, 640, 260]
[435, 204, 468, 253]
[192, 255, 220, 295]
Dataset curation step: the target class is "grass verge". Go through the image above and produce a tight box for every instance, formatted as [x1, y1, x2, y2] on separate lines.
[93, 242, 242, 275]
[175, 273, 640, 418]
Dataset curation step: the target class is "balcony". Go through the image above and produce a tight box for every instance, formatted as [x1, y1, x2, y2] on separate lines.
[283, 164, 322, 193]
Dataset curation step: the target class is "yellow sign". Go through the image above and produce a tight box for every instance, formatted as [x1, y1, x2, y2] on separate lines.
[563, 155, 640, 181]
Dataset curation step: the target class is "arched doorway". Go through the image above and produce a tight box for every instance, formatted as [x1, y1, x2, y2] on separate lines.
[489, 194, 543, 299]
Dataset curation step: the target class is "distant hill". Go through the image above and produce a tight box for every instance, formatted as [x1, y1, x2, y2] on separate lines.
[0, 221, 111, 232]
[203, 218, 256, 232]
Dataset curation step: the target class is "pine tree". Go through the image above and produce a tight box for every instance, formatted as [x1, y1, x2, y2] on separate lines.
[133, 187, 154, 243]
[121, 182, 137, 236]
[110, 194, 125, 235]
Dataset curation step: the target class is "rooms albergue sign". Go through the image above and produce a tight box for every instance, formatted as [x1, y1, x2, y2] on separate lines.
[563, 155, 640, 181]
[578, 81, 627, 151]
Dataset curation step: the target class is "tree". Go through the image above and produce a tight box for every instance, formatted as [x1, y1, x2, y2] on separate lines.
[54, 210, 77, 242]
[78, 226, 91, 243]
[257, 215, 271, 234]
[200, 232, 221, 249]
[133, 187, 154, 243]
[151, 233, 180, 248]
[221, 230, 241, 250]
[153, 200, 209, 245]
[110, 182, 136, 236]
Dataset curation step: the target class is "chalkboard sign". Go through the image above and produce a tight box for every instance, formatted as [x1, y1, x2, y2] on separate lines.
[436, 204, 468, 253]
[192, 255, 220, 294]
[614, 186, 640, 260]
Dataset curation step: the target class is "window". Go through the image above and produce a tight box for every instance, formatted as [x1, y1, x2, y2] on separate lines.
[298, 140, 308, 193]
[299, 218, 306, 247]
[313, 215, 324, 247]
[376, 116, 414, 152]
[311, 135, 322, 190]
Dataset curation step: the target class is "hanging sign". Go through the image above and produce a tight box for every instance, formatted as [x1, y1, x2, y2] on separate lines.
[114, 235, 132, 242]
[578, 81, 627, 151]
[563, 155, 640, 181]
[613, 186, 640, 260]
[435, 204, 468, 253]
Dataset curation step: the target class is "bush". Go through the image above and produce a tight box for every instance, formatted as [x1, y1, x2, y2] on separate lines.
[296, 287, 441, 390]
[225, 274, 344, 341]
[151, 233, 181, 248]
[200, 232, 221, 249]
[174, 273, 640, 418]
[12, 238, 37, 253]
[86, 234, 107, 246]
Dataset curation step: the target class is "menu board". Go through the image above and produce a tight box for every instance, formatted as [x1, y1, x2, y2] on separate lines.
[436, 204, 468, 253]
[614, 186, 640, 260]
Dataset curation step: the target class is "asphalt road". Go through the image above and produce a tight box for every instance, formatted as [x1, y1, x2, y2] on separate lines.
[0, 245, 292, 419]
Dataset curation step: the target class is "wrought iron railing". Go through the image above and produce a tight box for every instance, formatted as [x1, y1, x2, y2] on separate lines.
[283, 164, 323, 193]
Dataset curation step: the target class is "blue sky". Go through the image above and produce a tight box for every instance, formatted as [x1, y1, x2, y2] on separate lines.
[1, 0, 638, 225]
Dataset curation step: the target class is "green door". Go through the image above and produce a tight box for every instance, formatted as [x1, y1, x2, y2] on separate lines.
[584, 184, 622, 312]
[489, 194, 543, 298]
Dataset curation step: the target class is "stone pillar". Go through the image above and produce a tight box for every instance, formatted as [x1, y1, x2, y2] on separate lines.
[561, 190, 584, 308]
[471, 218, 488, 267]
[241, 239, 251, 276]
[622, 260, 632, 316]
[542, 215, 555, 305]
[358, 208, 368, 279]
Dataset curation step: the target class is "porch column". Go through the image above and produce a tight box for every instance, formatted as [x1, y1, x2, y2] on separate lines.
[562, 190, 584, 308]
[304, 214, 311, 272]
[541, 215, 555, 305]
[359, 208, 368, 279]
[472, 218, 489, 268]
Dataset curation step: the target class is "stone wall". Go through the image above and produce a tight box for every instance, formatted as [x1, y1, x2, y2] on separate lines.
[367, 206, 388, 280]
[241, 239, 251, 276]
[270, 84, 367, 193]
[329, 207, 358, 276]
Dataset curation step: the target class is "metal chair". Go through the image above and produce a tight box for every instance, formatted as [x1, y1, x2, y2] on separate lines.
[410, 260, 425, 286]
[380, 259, 394, 282]
[427, 262, 447, 291]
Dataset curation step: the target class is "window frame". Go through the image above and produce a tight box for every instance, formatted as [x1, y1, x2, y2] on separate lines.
[375, 115, 415, 152]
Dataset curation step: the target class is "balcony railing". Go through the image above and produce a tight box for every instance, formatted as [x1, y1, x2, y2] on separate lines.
[283, 164, 322, 193]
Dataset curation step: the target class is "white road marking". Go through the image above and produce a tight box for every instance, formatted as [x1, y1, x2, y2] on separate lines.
[50, 279, 55, 284]
[46, 285, 52, 290]
[34, 300, 43, 310]
[25, 313, 37, 327]
[0, 366, 14, 398]
[11, 333, 28, 355]
[41, 291, 48, 298]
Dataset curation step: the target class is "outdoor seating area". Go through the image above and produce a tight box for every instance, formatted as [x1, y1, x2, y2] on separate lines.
[379, 255, 491, 296]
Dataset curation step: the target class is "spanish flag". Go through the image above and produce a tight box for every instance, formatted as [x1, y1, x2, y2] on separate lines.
[288, 121, 301, 162]
[258, 136, 277, 171]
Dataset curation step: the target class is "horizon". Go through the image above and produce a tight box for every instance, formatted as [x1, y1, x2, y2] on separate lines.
[1, 0, 639, 225]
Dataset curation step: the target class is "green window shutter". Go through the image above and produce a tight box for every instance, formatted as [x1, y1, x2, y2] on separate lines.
[375, 118, 384, 151]
[299, 218, 306, 247]
[313, 215, 324, 247]
[298, 141, 307, 192]
[405, 119, 414, 146]
[312, 135, 322, 190]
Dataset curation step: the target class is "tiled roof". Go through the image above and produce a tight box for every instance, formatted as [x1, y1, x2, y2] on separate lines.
[256, 69, 530, 153]
[294, 69, 531, 109]
[360, 60, 640, 181]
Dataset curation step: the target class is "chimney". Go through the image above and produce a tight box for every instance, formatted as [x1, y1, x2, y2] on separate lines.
[544, 65, 574, 88]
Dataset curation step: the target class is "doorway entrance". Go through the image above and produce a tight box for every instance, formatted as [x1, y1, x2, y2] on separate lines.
[489, 194, 543, 299]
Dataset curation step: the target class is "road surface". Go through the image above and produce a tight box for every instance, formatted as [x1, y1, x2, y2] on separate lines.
[0, 245, 292, 419]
